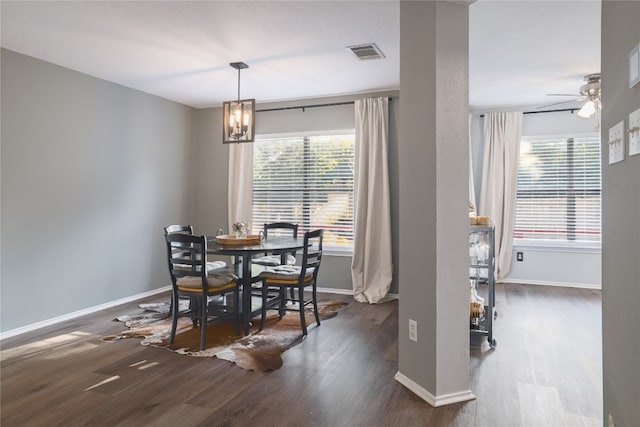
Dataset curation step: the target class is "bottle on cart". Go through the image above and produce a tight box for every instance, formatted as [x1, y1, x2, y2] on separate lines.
[469, 279, 485, 326]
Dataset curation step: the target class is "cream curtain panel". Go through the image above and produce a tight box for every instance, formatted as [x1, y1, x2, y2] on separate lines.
[228, 143, 253, 232]
[479, 112, 523, 280]
[469, 114, 477, 214]
[351, 97, 392, 303]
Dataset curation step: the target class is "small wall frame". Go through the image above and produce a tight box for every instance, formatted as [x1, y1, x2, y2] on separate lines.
[630, 43, 640, 88]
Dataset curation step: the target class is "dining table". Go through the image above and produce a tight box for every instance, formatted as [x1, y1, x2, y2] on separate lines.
[207, 235, 306, 335]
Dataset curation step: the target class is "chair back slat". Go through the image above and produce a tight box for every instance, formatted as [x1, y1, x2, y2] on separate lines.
[263, 222, 298, 238]
[164, 225, 196, 251]
[164, 224, 194, 235]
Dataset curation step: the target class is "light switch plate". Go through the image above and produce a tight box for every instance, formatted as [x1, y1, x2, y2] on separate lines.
[608, 120, 625, 164]
[409, 319, 417, 342]
[629, 108, 640, 156]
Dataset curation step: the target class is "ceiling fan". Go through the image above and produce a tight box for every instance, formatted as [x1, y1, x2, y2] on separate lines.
[539, 73, 601, 126]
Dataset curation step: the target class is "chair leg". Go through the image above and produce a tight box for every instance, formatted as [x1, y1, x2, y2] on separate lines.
[278, 287, 286, 319]
[298, 284, 307, 335]
[169, 292, 180, 346]
[259, 281, 268, 331]
[191, 296, 199, 327]
[312, 282, 321, 326]
[233, 287, 240, 336]
[199, 297, 207, 351]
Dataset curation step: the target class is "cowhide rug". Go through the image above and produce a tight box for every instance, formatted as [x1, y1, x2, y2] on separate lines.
[103, 299, 347, 372]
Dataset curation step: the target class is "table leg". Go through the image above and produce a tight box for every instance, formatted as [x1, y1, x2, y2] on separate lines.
[242, 253, 252, 335]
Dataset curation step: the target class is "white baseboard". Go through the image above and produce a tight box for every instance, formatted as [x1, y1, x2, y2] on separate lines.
[316, 286, 353, 296]
[500, 279, 601, 290]
[316, 287, 399, 300]
[0, 286, 171, 341]
[1, 285, 398, 340]
[394, 371, 476, 407]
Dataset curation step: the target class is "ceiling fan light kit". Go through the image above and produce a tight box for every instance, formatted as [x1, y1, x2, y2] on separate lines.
[578, 73, 601, 129]
[223, 62, 255, 144]
[576, 73, 601, 122]
[577, 100, 596, 118]
[540, 73, 601, 128]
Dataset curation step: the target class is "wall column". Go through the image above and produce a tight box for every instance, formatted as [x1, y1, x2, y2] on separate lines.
[395, 1, 473, 405]
[601, 1, 640, 426]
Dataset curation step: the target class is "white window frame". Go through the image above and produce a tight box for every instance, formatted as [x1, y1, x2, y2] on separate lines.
[253, 129, 356, 255]
[514, 132, 601, 250]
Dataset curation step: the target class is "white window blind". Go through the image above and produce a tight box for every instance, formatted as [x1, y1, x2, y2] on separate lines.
[252, 133, 355, 250]
[515, 135, 601, 243]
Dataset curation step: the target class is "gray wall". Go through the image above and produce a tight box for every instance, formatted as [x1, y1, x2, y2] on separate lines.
[0, 49, 195, 332]
[470, 109, 602, 288]
[0, 47, 400, 334]
[190, 92, 400, 294]
[601, 2, 640, 426]
[190, 107, 228, 236]
[398, 1, 470, 399]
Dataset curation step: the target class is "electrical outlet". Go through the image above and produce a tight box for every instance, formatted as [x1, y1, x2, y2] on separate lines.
[409, 319, 418, 342]
[516, 252, 524, 261]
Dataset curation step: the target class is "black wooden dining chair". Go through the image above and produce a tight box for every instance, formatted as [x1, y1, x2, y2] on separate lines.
[252, 222, 299, 302]
[164, 224, 228, 319]
[165, 233, 241, 351]
[259, 229, 323, 336]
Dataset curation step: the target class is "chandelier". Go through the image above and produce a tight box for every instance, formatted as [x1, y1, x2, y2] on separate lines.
[223, 62, 255, 144]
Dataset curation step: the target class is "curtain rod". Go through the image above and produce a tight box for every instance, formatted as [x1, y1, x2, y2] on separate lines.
[479, 107, 578, 118]
[256, 96, 393, 113]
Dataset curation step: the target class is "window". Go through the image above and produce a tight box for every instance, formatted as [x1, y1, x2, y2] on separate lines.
[252, 132, 355, 251]
[514, 135, 601, 244]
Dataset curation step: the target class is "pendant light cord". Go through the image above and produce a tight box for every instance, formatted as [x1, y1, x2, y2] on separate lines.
[237, 68, 241, 101]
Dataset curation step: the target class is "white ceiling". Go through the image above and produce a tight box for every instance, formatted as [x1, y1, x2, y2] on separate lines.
[0, 1, 600, 110]
[469, 0, 601, 110]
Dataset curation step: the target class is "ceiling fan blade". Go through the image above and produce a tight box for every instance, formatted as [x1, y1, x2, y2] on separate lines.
[545, 93, 581, 97]
[536, 98, 583, 109]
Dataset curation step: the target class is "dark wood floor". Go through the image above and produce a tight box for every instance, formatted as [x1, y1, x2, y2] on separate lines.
[1, 283, 601, 426]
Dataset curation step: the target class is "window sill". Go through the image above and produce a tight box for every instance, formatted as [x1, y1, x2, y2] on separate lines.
[323, 248, 353, 257]
[513, 239, 601, 254]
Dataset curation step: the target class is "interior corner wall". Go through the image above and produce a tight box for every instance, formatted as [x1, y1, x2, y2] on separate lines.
[601, 2, 640, 426]
[190, 107, 229, 237]
[191, 91, 400, 294]
[0, 49, 195, 333]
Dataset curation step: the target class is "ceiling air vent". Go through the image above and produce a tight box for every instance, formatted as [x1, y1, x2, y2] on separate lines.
[347, 43, 385, 60]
